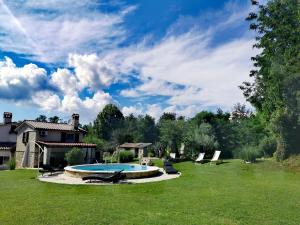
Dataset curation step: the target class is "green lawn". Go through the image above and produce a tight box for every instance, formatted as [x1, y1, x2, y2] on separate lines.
[1, 160, 300, 225]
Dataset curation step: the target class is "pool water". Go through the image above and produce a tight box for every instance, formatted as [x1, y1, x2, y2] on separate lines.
[64, 163, 160, 179]
[71, 164, 148, 172]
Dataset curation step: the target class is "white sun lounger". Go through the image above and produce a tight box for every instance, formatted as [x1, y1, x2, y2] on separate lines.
[195, 152, 205, 163]
[169, 153, 176, 159]
[210, 150, 222, 165]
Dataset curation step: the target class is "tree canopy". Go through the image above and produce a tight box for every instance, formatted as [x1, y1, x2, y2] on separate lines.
[240, 0, 300, 160]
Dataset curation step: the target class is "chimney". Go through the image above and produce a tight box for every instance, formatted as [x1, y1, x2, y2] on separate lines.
[3, 112, 12, 124]
[71, 113, 79, 129]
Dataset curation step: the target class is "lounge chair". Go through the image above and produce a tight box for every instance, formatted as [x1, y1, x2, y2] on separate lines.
[210, 151, 222, 165]
[163, 160, 178, 174]
[195, 152, 205, 163]
[140, 157, 151, 166]
[39, 164, 60, 176]
[82, 170, 126, 183]
[169, 153, 176, 160]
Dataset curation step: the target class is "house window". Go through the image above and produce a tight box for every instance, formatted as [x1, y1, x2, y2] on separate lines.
[75, 133, 79, 142]
[22, 132, 29, 143]
[39, 130, 48, 137]
[66, 134, 74, 142]
[0, 156, 10, 165]
[61, 132, 66, 142]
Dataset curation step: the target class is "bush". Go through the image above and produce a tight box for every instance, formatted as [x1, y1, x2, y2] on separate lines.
[240, 146, 259, 163]
[7, 157, 16, 170]
[119, 151, 134, 163]
[258, 136, 277, 157]
[65, 148, 85, 165]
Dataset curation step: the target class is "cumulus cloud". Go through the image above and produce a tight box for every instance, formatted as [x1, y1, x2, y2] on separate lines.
[0, 57, 51, 100]
[0, 56, 113, 122]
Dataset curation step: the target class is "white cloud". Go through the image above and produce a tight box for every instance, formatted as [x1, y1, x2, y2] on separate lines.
[68, 54, 120, 90]
[122, 105, 143, 117]
[31, 91, 61, 111]
[0, 56, 113, 123]
[0, 0, 135, 63]
[0, 0, 256, 122]
[0, 57, 49, 100]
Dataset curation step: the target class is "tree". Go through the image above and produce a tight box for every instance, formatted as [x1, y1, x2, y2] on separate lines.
[159, 112, 176, 123]
[137, 115, 159, 143]
[186, 123, 219, 158]
[65, 148, 85, 165]
[48, 116, 60, 123]
[240, 0, 300, 160]
[94, 104, 124, 140]
[159, 120, 187, 154]
[35, 115, 47, 122]
[230, 103, 252, 121]
[191, 111, 216, 125]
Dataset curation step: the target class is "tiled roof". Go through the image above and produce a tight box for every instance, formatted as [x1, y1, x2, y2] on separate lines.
[37, 141, 96, 148]
[0, 142, 16, 150]
[17, 120, 86, 132]
[119, 143, 152, 148]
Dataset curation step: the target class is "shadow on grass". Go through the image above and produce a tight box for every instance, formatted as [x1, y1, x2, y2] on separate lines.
[194, 160, 230, 165]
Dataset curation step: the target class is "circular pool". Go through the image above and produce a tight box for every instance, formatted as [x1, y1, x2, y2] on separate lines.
[64, 163, 160, 179]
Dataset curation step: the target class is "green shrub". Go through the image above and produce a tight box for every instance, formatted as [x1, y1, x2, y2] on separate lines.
[240, 146, 259, 163]
[7, 157, 16, 170]
[119, 151, 134, 163]
[65, 148, 85, 165]
[258, 136, 277, 157]
[283, 155, 300, 172]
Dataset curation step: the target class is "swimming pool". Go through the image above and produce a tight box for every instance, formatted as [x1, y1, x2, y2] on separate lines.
[64, 163, 160, 179]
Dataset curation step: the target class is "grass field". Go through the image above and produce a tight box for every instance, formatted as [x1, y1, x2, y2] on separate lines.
[1, 159, 300, 225]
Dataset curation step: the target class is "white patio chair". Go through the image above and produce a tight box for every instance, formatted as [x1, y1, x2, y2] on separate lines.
[210, 150, 222, 165]
[169, 153, 176, 159]
[195, 152, 205, 163]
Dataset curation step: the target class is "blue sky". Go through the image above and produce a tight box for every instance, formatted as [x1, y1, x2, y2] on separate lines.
[0, 0, 255, 123]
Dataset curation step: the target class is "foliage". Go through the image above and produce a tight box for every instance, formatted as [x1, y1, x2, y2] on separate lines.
[65, 148, 85, 165]
[258, 136, 277, 157]
[159, 119, 187, 154]
[240, 0, 300, 160]
[230, 103, 252, 121]
[282, 155, 300, 172]
[158, 112, 176, 123]
[6, 157, 16, 170]
[185, 123, 219, 158]
[83, 134, 105, 150]
[118, 150, 134, 163]
[240, 146, 260, 163]
[94, 104, 124, 140]
[35, 115, 47, 122]
[48, 116, 60, 123]
[136, 114, 159, 143]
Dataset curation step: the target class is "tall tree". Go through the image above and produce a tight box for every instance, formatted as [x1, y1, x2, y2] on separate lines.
[94, 104, 124, 140]
[138, 115, 159, 143]
[240, 0, 300, 160]
[48, 116, 60, 123]
[159, 112, 176, 123]
[35, 115, 47, 122]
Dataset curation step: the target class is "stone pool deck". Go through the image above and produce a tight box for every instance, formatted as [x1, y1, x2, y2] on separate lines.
[38, 169, 181, 185]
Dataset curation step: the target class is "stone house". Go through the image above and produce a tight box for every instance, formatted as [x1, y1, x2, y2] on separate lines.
[0, 112, 18, 165]
[15, 114, 97, 168]
[118, 143, 152, 158]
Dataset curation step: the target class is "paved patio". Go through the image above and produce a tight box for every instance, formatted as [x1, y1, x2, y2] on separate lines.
[38, 169, 181, 185]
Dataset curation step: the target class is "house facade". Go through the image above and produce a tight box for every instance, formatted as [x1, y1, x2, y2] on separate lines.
[15, 114, 97, 168]
[118, 143, 152, 158]
[0, 112, 18, 165]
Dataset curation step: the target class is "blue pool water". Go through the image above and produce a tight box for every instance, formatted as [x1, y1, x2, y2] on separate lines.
[71, 164, 148, 172]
